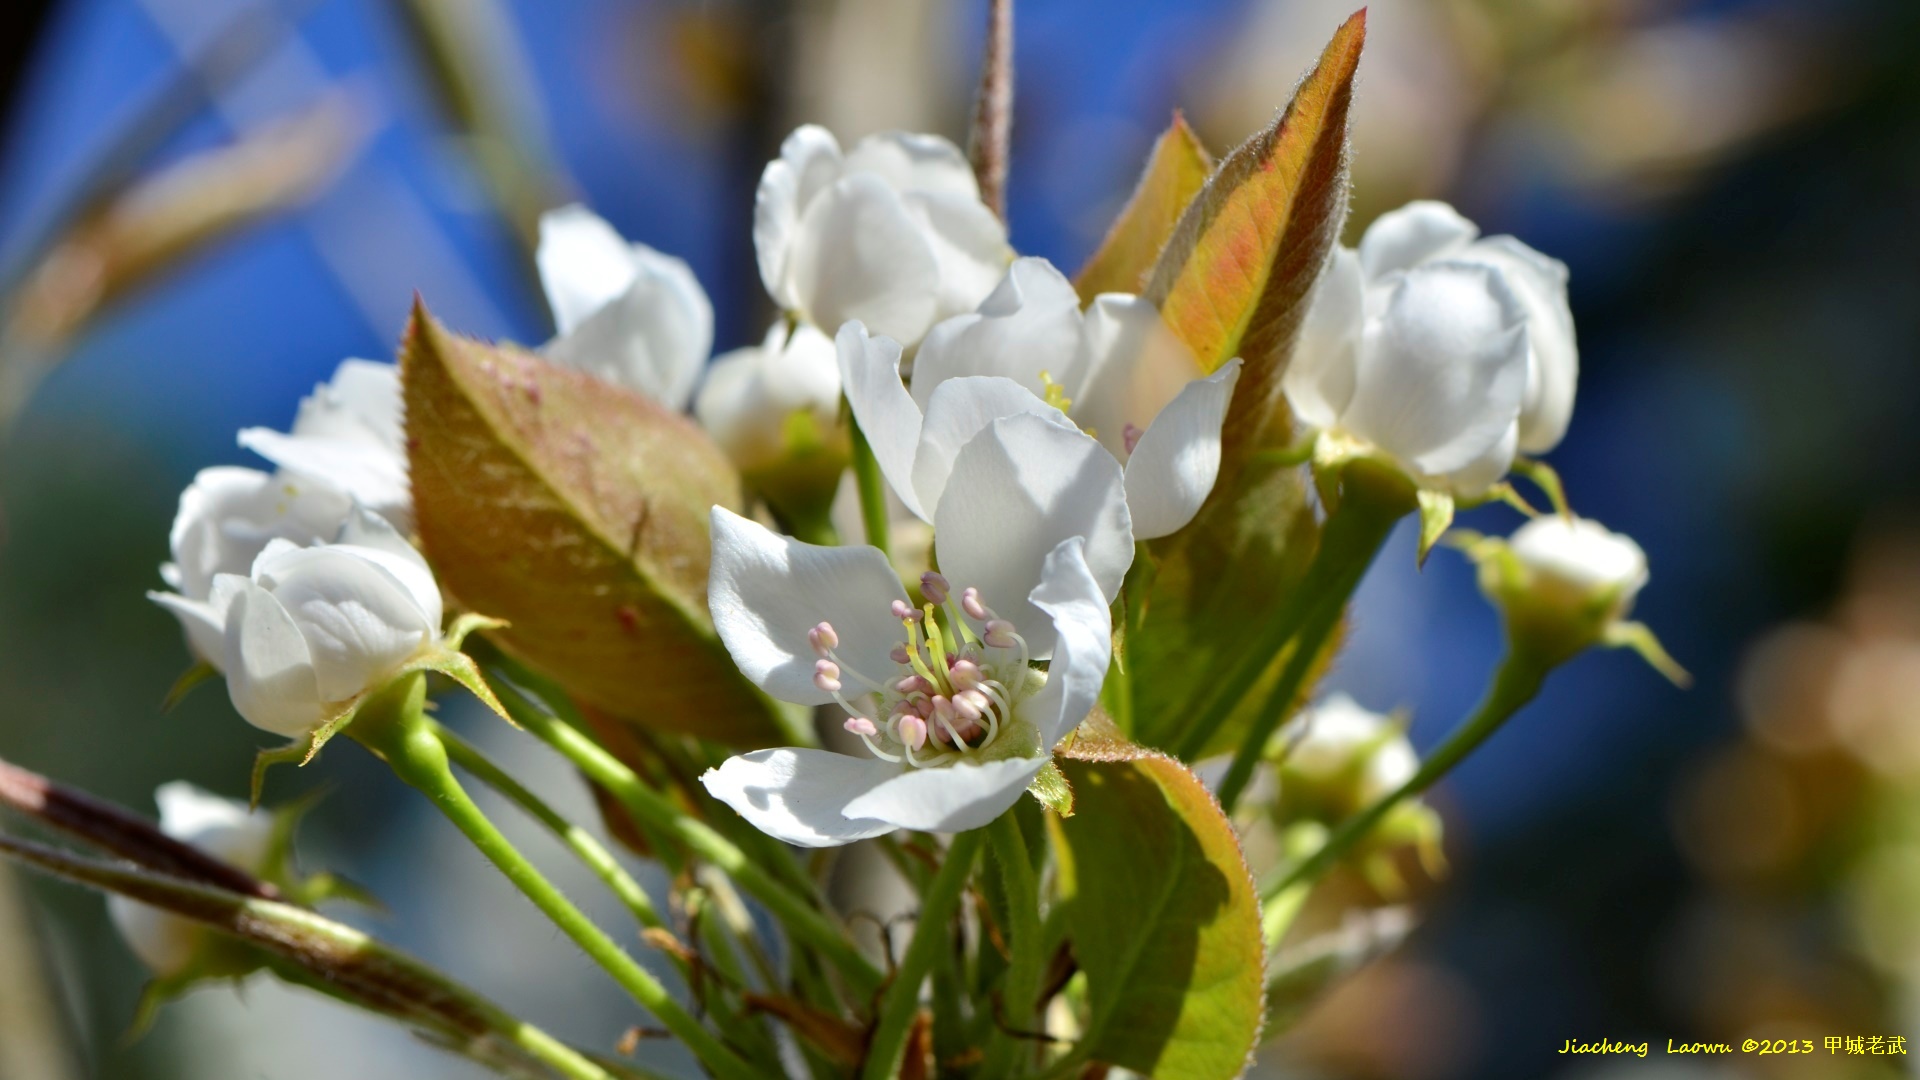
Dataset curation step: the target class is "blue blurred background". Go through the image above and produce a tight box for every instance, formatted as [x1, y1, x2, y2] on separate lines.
[2, 0, 1917, 1077]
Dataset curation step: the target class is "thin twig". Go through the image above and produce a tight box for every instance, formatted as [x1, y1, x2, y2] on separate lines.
[967, 0, 1014, 220]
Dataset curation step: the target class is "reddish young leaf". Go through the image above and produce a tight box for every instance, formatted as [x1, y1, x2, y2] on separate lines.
[1073, 113, 1214, 303]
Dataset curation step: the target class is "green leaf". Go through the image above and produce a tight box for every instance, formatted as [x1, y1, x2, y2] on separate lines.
[1118, 14, 1365, 757]
[1125, 458, 1321, 757]
[1055, 737, 1265, 1079]
[1073, 112, 1214, 302]
[401, 303, 786, 746]
[1027, 760, 1074, 817]
[1143, 9, 1364, 464]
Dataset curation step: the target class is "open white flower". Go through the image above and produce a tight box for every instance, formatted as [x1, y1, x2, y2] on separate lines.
[701, 510, 1113, 847]
[535, 205, 713, 410]
[238, 359, 410, 526]
[218, 507, 444, 738]
[694, 321, 841, 475]
[148, 466, 354, 668]
[107, 783, 272, 977]
[840, 261, 1240, 540]
[1286, 200, 1576, 497]
[755, 125, 1011, 348]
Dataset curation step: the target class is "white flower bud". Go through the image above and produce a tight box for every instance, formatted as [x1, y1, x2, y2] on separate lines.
[755, 126, 1011, 347]
[1505, 515, 1649, 619]
[220, 507, 444, 738]
[107, 783, 272, 978]
[1284, 693, 1419, 810]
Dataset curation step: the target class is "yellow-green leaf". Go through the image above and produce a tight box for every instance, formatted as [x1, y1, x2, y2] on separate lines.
[1073, 112, 1214, 303]
[1143, 9, 1364, 461]
[401, 304, 785, 746]
[1055, 739, 1265, 1079]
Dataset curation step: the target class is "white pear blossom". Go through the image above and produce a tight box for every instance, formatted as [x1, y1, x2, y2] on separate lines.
[701, 399, 1130, 846]
[840, 259, 1240, 539]
[755, 125, 1012, 348]
[1285, 200, 1577, 497]
[1286, 693, 1417, 806]
[218, 507, 444, 739]
[693, 321, 841, 474]
[107, 783, 272, 978]
[535, 205, 713, 410]
[148, 466, 354, 668]
[701, 510, 1113, 847]
[238, 358, 410, 526]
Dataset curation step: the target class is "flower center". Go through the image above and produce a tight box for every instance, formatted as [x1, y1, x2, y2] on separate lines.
[809, 572, 1031, 769]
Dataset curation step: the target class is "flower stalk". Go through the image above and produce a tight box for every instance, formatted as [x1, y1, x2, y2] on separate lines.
[1262, 648, 1550, 899]
[847, 399, 893, 557]
[861, 827, 988, 1080]
[980, 810, 1044, 1075]
[346, 673, 761, 1080]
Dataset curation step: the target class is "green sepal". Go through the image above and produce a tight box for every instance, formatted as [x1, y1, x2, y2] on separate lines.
[161, 661, 217, 712]
[1414, 489, 1454, 566]
[1601, 620, 1692, 687]
[249, 741, 307, 809]
[1028, 760, 1075, 818]
[402, 644, 513, 726]
[1510, 456, 1572, 517]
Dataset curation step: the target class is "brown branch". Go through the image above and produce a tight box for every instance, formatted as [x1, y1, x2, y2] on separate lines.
[967, 0, 1014, 220]
[0, 755, 277, 900]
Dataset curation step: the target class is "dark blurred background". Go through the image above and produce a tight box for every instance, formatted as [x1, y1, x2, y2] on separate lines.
[2, 0, 1917, 1077]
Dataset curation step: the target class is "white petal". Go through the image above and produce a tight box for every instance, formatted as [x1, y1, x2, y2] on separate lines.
[1072, 295, 1206, 460]
[932, 413, 1133, 658]
[1123, 359, 1241, 539]
[1509, 515, 1649, 608]
[1460, 236, 1577, 454]
[545, 244, 714, 411]
[1284, 246, 1364, 430]
[702, 748, 904, 848]
[707, 507, 908, 706]
[290, 360, 403, 452]
[150, 591, 228, 668]
[789, 173, 940, 345]
[844, 131, 981, 200]
[537, 205, 642, 336]
[911, 258, 1086, 413]
[841, 755, 1049, 834]
[168, 466, 351, 602]
[223, 580, 325, 738]
[902, 191, 1014, 325]
[108, 895, 198, 976]
[755, 125, 845, 309]
[1015, 538, 1114, 748]
[1445, 420, 1519, 499]
[252, 546, 434, 702]
[237, 428, 411, 526]
[153, 781, 272, 867]
[1358, 200, 1479, 279]
[911, 376, 1073, 521]
[335, 506, 443, 629]
[835, 321, 928, 520]
[1342, 262, 1529, 480]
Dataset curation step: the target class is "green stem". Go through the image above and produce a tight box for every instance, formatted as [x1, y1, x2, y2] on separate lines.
[980, 813, 1043, 1076]
[431, 720, 667, 934]
[1214, 555, 1365, 814]
[349, 675, 760, 1080]
[848, 398, 893, 557]
[1262, 650, 1550, 899]
[862, 829, 987, 1080]
[1172, 466, 1408, 762]
[490, 675, 886, 999]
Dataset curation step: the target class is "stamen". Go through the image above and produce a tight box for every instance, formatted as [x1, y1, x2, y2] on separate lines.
[843, 716, 877, 737]
[898, 715, 928, 765]
[922, 604, 952, 685]
[1039, 369, 1074, 414]
[961, 588, 990, 622]
[890, 644, 912, 665]
[949, 659, 983, 691]
[812, 659, 842, 694]
[807, 622, 839, 657]
[1123, 422, 1145, 455]
[983, 620, 1018, 649]
[891, 600, 922, 622]
[920, 571, 950, 605]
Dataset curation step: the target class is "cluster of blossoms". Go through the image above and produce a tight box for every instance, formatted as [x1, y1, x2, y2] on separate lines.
[135, 116, 1665, 866]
